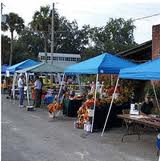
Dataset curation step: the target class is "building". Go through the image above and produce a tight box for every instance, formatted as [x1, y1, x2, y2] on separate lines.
[118, 24, 160, 63]
[38, 52, 81, 68]
[152, 24, 160, 59]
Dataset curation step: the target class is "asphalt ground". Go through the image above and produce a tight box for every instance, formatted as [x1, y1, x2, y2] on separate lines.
[1, 94, 158, 161]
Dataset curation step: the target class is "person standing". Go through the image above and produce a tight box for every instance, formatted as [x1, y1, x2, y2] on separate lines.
[18, 74, 25, 107]
[34, 76, 42, 108]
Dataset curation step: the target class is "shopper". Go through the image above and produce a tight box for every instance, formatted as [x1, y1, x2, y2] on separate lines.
[18, 74, 25, 107]
[34, 76, 42, 108]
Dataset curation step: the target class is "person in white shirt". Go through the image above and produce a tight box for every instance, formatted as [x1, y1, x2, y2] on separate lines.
[18, 74, 25, 107]
[34, 76, 42, 108]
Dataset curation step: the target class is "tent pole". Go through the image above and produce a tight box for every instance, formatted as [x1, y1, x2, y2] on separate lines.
[58, 73, 65, 102]
[101, 77, 120, 136]
[151, 80, 160, 112]
[12, 73, 17, 100]
[77, 74, 82, 95]
[25, 72, 30, 106]
[91, 74, 99, 133]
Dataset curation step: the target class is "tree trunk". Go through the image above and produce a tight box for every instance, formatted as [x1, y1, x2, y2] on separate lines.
[9, 31, 13, 66]
[44, 35, 47, 63]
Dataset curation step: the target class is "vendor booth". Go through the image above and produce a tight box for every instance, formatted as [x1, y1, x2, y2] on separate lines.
[64, 53, 136, 132]
[14, 62, 64, 106]
[7, 59, 39, 73]
[101, 57, 160, 136]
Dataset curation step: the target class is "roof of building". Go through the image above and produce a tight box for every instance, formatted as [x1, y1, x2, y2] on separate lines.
[117, 40, 152, 63]
[117, 40, 152, 57]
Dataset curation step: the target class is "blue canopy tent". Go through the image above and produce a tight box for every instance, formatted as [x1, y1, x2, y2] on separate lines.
[65, 53, 136, 74]
[7, 59, 39, 73]
[119, 57, 160, 80]
[64, 53, 136, 132]
[102, 57, 160, 136]
[2, 65, 9, 75]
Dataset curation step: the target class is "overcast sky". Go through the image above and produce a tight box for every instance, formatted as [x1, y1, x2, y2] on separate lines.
[2, 0, 160, 44]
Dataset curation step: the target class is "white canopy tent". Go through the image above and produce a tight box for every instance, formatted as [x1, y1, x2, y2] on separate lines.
[13, 62, 64, 106]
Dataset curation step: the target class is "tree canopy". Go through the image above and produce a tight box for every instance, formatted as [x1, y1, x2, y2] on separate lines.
[1, 5, 138, 65]
[1, 12, 25, 65]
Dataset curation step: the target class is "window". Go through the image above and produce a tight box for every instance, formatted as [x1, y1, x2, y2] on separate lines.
[59, 57, 64, 61]
[65, 57, 70, 61]
[42, 56, 46, 60]
[53, 57, 58, 60]
[73, 58, 76, 61]
[47, 56, 51, 60]
[77, 58, 80, 62]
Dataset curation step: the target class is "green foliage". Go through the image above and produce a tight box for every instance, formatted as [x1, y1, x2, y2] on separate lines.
[144, 83, 160, 99]
[1, 12, 25, 34]
[1, 12, 25, 65]
[1, 35, 10, 65]
[1, 5, 138, 65]
[82, 18, 137, 60]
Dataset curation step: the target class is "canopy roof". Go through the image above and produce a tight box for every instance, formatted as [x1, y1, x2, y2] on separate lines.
[119, 57, 160, 80]
[7, 59, 39, 73]
[64, 53, 136, 74]
[16, 62, 63, 73]
[2, 64, 9, 74]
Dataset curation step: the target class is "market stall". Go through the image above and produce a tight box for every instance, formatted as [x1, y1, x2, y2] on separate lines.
[101, 57, 160, 136]
[5, 59, 39, 99]
[15, 62, 64, 106]
[64, 53, 136, 132]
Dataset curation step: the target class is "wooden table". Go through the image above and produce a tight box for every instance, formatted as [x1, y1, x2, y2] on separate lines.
[118, 114, 160, 129]
[117, 114, 160, 142]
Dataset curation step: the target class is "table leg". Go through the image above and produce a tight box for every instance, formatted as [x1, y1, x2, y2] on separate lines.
[121, 123, 141, 142]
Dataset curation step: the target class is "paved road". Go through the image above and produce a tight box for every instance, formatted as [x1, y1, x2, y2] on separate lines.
[2, 95, 157, 161]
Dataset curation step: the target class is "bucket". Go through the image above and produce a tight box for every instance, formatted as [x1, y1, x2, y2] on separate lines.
[84, 123, 91, 132]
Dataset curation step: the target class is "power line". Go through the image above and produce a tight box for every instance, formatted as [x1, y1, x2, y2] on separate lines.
[133, 13, 160, 21]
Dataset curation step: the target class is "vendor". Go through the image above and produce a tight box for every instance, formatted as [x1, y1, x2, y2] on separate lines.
[140, 96, 154, 115]
[69, 91, 75, 100]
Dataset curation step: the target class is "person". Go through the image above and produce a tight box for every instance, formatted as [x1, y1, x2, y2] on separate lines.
[34, 76, 42, 108]
[18, 74, 25, 107]
[140, 96, 154, 115]
[2, 76, 7, 94]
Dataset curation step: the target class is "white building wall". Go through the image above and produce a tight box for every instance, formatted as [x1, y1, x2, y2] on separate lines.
[38, 52, 81, 68]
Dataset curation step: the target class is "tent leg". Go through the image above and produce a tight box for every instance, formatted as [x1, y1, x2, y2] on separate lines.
[12, 73, 17, 100]
[101, 77, 120, 136]
[58, 73, 65, 102]
[91, 74, 99, 133]
[25, 72, 30, 106]
[151, 80, 160, 112]
[77, 74, 82, 95]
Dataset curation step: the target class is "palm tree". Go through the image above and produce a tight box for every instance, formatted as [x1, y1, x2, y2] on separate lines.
[30, 6, 51, 63]
[1, 12, 25, 65]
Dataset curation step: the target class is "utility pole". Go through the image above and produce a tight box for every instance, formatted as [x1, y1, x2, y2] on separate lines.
[51, 2, 54, 64]
[50, 2, 55, 83]
[1, 3, 4, 15]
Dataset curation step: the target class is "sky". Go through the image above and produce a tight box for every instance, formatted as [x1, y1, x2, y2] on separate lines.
[2, 0, 160, 44]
